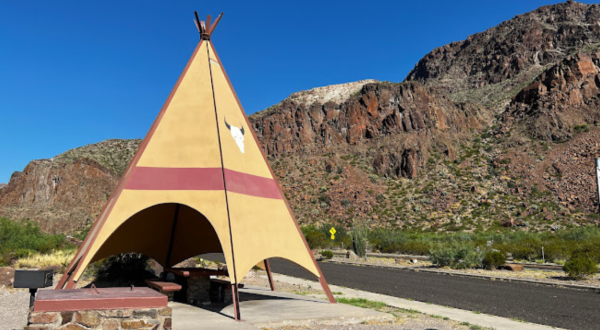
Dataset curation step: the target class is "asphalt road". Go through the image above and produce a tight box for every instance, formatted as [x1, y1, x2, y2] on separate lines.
[202, 254, 598, 329]
[268, 260, 599, 330]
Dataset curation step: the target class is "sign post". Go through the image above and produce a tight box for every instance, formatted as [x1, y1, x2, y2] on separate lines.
[596, 158, 600, 215]
[329, 227, 336, 249]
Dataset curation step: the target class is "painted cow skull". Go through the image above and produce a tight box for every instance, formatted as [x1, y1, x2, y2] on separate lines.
[224, 117, 246, 153]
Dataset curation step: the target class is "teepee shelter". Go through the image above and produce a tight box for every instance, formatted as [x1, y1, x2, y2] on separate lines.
[56, 12, 336, 319]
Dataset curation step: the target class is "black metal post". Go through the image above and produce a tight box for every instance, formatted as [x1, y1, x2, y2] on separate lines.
[29, 288, 37, 308]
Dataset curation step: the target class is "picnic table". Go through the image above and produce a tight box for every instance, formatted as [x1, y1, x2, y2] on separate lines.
[164, 267, 230, 305]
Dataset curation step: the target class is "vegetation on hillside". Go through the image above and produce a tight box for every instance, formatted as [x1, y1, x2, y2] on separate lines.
[0, 217, 69, 266]
[55, 139, 141, 176]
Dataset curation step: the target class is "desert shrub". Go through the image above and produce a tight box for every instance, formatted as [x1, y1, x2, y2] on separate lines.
[563, 251, 598, 279]
[0, 217, 66, 265]
[302, 225, 328, 249]
[429, 243, 483, 269]
[321, 250, 334, 259]
[369, 229, 407, 253]
[93, 253, 153, 286]
[398, 241, 430, 255]
[14, 249, 76, 273]
[351, 223, 369, 257]
[508, 238, 542, 261]
[482, 251, 506, 270]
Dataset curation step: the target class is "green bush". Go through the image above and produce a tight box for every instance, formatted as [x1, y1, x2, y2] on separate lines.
[351, 223, 368, 257]
[321, 250, 334, 259]
[0, 217, 66, 266]
[482, 251, 506, 270]
[429, 243, 483, 269]
[303, 229, 329, 249]
[93, 253, 152, 286]
[563, 252, 598, 279]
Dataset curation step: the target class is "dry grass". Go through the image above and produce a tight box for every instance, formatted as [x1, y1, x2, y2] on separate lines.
[13, 249, 76, 270]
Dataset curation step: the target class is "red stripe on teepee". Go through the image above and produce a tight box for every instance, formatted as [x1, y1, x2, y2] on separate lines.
[124, 167, 282, 199]
[224, 169, 282, 200]
[125, 167, 224, 190]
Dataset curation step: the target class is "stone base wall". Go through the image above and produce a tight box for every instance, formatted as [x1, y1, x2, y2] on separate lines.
[186, 277, 210, 305]
[27, 307, 172, 330]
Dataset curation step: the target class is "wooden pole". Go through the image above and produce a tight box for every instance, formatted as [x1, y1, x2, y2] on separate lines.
[264, 259, 276, 291]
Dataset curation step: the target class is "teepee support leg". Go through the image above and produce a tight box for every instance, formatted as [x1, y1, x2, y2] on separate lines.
[231, 283, 241, 321]
[264, 259, 276, 291]
[319, 276, 336, 303]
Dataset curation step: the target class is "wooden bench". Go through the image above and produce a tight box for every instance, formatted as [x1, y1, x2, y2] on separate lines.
[145, 279, 182, 302]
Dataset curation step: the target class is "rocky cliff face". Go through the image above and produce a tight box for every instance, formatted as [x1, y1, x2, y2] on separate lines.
[252, 82, 484, 177]
[502, 52, 600, 141]
[0, 140, 140, 234]
[406, 0, 600, 107]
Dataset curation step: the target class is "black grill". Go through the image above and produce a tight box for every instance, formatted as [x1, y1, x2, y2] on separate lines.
[14, 269, 54, 289]
[14, 269, 54, 308]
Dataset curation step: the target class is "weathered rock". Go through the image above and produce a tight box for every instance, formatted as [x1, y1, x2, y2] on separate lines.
[29, 312, 58, 324]
[121, 319, 153, 329]
[102, 319, 120, 330]
[60, 312, 73, 325]
[0, 267, 14, 288]
[499, 264, 525, 272]
[346, 250, 358, 260]
[164, 317, 172, 330]
[158, 307, 172, 317]
[56, 324, 86, 330]
[75, 311, 101, 327]
[504, 52, 600, 141]
[407, 1, 600, 105]
[27, 326, 50, 330]
[133, 309, 157, 318]
[251, 82, 483, 161]
[99, 309, 132, 318]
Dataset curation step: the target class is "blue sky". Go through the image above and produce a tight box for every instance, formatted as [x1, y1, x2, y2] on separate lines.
[0, 0, 592, 182]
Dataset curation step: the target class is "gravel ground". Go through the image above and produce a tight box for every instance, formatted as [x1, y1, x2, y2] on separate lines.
[243, 271, 490, 330]
[0, 288, 30, 330]
[331, 256, 600, 288]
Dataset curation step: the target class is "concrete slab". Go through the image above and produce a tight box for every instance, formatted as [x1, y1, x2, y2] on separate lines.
[170, 286, 392, 330]
[170, 302, 258, 330]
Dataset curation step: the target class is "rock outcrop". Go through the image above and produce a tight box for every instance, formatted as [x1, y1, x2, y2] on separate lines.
[0, 140, 140, 234]
[502, 52, 600, 141]
[406, 1, 600, 105]
[252, 82, 483, 157]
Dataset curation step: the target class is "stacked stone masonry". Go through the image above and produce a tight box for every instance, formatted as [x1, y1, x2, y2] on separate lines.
[27, 307, 172, 330]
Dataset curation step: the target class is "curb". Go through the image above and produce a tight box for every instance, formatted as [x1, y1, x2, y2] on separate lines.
[324, 259, 600, 293]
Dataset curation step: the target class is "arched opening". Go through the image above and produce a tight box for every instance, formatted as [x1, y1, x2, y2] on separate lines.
[91, 203, 224, 271]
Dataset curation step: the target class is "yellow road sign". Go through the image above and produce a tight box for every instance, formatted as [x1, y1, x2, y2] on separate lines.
[330, 234, 335, 240]
[329, 227, 336, 235]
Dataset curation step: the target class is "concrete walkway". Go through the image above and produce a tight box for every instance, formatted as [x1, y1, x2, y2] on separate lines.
[268, 273, 567, 330]
[171, 286, 391, 330]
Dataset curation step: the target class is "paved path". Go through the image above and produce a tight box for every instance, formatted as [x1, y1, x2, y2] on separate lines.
[265, 258, 598, 330]
[171, 287, 391, 330]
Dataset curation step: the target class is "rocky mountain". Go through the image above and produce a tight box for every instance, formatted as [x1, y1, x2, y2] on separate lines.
[0, 140, 140, 234]
[407, 0, 600, 110]
[2, 1, 600, 234]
